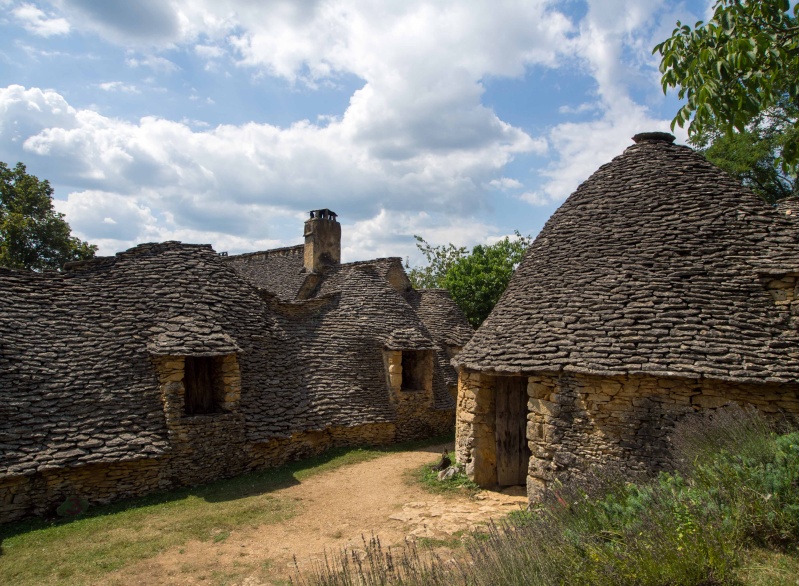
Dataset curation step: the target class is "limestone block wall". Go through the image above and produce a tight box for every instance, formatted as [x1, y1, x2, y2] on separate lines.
[1, 353, 456, 524]
[455, 368, 799, 502]
[455, 370, 497, 486]
[0, 459, 165, 522]
[385, 349, 454, 442]
[526, 372, 799, 499]
[154, 354, 251, 487]
[248, 423, 397, 469]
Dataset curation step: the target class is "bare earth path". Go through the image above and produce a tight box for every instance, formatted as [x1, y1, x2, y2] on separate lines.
[101, 443, 527, 585]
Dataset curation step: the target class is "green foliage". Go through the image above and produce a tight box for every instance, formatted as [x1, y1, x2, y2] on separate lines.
[296, 406, 799, 586]
[405, 236, 467, 289]
[689, 96, 798, 203]
[0, 161, 96, 270]
[442, 232, 531, 328]
[407, 232, 531, 327]
[410, 459, 480, 497]
[654, 0, 799, 175]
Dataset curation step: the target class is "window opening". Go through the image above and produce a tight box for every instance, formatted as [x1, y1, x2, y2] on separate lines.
[401, 351, 428, 391]
[184, 356, 223, 415]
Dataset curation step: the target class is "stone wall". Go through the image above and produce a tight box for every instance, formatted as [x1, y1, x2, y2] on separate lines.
[385, 349, 454, 442]
[0, 418, 441, 523]
[455, 369, 497, 486]
[1, 353, 453, 524]
[456, 368, 799, 502]
[0, 458, 165, 522]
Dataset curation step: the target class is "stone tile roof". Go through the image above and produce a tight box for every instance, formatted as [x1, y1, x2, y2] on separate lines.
[224, 245, 307, 301]
[777, 197, 799, 220]
[404, 289, 474, 348]
[0, 242, 269, 476]
[2, 240, 470, 476]
[455, 134, 799, 383]
[404, 289, 475, 408]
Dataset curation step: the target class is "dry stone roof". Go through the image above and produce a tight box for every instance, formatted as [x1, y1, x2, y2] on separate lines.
[455, 133, 799, 383]
[0, 241, 270, 476]
[404, 289, 474, 348]
[224, 245, 307, 301]
[2, 236, 471, 477]
[226, 249, 471, 412]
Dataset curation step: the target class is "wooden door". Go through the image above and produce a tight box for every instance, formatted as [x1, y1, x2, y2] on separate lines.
[495, 376, 531, 486]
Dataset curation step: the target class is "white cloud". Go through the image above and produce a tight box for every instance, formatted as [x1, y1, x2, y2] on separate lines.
[526, 0, 695, 205]
[558, 102, 599, 115]
[194, 44, 225, 59]
[488, 177, 523, 191]
[98, 81, 140, 93]
[2, 2, 708, 257]
[126, 55, 179, 74]
[13, 3, 70, 37]
[345, 209, 500, 265]
[535, 98, 689, 204]
[54, 190, 156, 241]
[517, 191, 550, 206]
[0, 83, 540, 257]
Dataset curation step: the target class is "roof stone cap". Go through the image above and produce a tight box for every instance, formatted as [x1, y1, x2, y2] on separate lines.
[632, 131, 676, 144]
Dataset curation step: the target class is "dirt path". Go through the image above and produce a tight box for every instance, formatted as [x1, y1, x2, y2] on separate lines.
[100, 443, 527, 585]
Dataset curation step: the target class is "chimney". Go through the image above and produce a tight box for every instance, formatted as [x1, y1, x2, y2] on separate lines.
[304, 209, 341, 272]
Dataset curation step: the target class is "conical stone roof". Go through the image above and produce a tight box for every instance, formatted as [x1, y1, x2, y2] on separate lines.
[455, 133, 799, 383]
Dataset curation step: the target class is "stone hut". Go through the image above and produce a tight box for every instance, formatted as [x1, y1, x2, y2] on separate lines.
[454, 133, 799, 501]
[0, 210, 472, 523]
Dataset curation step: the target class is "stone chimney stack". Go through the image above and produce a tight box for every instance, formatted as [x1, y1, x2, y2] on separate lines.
[304, 209, 341, 272]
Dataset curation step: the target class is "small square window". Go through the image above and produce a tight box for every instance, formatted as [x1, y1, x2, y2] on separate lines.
[401, 351, 429, 391]
[184, 356, 225, 415]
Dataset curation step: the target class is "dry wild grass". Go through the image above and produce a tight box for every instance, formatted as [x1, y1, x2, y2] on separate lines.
[294, 405, 799, 586]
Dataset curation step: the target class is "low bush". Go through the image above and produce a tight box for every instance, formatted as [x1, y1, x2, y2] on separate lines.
[294, 406, 799, 586]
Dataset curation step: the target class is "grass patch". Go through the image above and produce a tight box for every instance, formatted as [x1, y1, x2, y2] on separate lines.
[416, 532, 466, 550]
[0, 434, 452, 586]
[408, 457, 480, 498]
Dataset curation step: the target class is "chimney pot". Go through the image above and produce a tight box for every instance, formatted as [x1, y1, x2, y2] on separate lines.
[304, 209, 341, 272]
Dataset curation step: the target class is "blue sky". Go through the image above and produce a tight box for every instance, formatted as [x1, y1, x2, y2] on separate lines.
[0, 0, 708, 264]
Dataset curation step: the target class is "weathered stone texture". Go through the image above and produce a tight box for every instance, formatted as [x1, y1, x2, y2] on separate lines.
[523, 372, 799, 499]
[456, 369, 799, 500]
[1, 217, 472, 522]
[455, 136, 799, 382]
[454, 134, 799, 506]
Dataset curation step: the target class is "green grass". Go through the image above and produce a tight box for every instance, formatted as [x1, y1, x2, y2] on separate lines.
[408, 458, 480, 497]
[0, 434, 452, 586]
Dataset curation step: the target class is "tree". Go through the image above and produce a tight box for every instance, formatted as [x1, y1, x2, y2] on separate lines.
[0, 162, 97, 270]
[689, 96, 798, 203]
[407, 232, 532, 328]
[406, 236, 468, 289]
[654, 0, 799, 177]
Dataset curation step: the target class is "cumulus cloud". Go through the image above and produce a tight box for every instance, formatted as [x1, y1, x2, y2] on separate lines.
[13, 3, 70, 36]
[527, 0, 695, 205]
[345, 209, 500, 265]
[0, 83, 539, 256]
[2, 1, 704, 257]
[489, 177, 523, 191]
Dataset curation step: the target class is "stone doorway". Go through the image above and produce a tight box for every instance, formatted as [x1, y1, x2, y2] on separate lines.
[495, 376, 530, 486]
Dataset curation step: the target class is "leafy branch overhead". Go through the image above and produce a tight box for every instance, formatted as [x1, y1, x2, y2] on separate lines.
[0, 162, 97, 271]
[654, 0, 799, 174]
